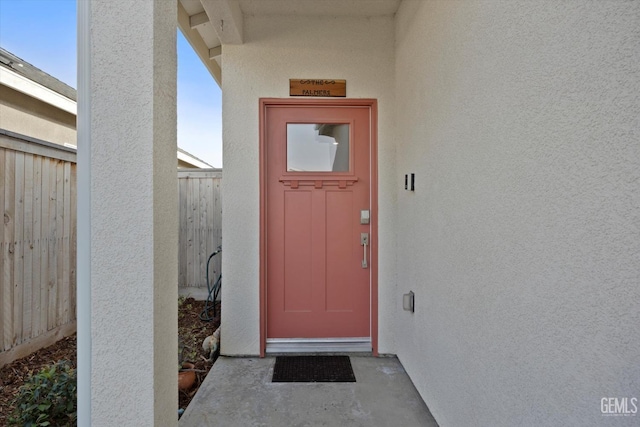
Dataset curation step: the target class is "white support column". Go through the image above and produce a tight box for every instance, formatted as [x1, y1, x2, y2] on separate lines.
[78, 1, 178, 425]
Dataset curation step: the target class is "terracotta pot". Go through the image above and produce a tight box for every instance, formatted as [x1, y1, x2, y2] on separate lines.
[178, 362, 196, 391]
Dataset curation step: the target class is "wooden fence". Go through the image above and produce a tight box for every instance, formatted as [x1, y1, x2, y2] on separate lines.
[0, 133, 220, 365]
[178, 169, 222, 299]
[0, 131, 77, 365]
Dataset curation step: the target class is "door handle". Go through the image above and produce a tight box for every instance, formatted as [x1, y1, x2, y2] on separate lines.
[360, 233, 369, 269]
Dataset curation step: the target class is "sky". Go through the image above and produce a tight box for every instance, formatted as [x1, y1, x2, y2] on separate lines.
[0, 0, 223, 167]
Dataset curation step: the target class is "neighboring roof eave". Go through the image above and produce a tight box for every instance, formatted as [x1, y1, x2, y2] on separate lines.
[0, 48, 77, 115]
[178, 147, 214, 168]
[0, 47, 76, 101]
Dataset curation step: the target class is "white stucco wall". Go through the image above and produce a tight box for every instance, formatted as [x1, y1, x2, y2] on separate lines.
[81, 0, 178, 424]
[222, 14, 397, 355]
[395, 1, 640, 426]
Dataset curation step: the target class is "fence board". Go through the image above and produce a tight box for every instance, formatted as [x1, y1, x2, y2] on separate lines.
[55, 161, 64, 327]
[203, 178, 214, 283]
[23, 154, 34, 339]
[61, 163, 71, 324]
[39, 159, 50, 335]
[13, 152, 24, 346]
[178, 178, 187, 287]
[69, 165, 77, 322]
[47, 159, 58, 330]
[32, 157, 42, 339]
[3, 150, 15, 351]
[191, 179, 200, 287]
[198, 178, 208, 282]
[213, 178, 222, 277]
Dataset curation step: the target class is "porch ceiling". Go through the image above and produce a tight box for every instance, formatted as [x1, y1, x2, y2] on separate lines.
[177, 0, 401, 86]
[239, 0, 402, 16]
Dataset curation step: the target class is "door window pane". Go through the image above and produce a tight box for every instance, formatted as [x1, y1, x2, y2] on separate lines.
[287, 124, 349, 172]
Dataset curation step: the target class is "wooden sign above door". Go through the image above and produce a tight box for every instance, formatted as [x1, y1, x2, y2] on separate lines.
[290, 79, 346, 97]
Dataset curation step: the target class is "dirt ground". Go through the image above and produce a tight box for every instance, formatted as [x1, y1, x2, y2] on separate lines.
[178, 299, 221, 411]
[0, 334, 77, 425]
[0, 298, 220, 425]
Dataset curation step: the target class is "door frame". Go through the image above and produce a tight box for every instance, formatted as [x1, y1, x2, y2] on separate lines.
[259, 98, 378, 357]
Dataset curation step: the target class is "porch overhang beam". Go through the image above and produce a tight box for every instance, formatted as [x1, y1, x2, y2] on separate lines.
[200, 0, 244, 45]
[209, 45, 222, 60]
[178, 1, 222, 86]
[189, 11, 209, 29]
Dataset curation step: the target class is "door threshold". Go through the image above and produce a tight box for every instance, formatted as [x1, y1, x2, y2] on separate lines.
[266, 338, 371, 354]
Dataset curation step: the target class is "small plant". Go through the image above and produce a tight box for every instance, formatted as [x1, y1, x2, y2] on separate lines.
[9, 360, 77, 427]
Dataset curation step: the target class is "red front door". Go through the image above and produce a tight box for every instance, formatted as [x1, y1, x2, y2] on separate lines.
[262, 101, 374, 349]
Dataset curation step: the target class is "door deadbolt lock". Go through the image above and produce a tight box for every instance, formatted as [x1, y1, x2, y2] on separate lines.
[360, 209, 370, 225]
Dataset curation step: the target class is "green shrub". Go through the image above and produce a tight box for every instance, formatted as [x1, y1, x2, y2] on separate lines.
[9, 360, 77, 427]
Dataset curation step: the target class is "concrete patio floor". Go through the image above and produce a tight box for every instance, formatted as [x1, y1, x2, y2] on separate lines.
[180, 355, 439, 427]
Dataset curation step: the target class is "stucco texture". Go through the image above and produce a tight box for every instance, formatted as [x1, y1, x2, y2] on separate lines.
[222, 14, 397, 355]
[394, 1, 640, 426]
[87, 0, 178, 425]
[0, 85, 76, 145]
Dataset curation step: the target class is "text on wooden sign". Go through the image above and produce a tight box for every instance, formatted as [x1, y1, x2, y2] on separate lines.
[290, 79, 346, 97]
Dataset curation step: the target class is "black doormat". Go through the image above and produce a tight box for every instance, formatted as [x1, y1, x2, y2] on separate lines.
[272, 355, 356, 383]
